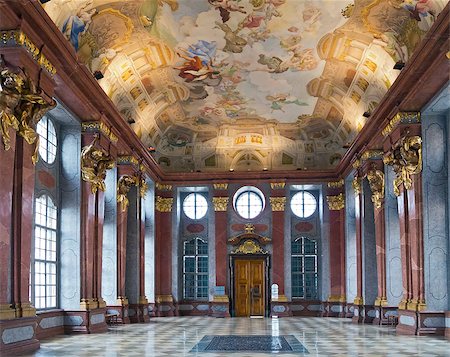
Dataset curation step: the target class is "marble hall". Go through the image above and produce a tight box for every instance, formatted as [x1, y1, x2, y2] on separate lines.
[0, 0, 449, 356]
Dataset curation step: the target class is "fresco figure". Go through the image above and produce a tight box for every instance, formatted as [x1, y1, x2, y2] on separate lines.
[61, 1, 97, 51]
[208, 0, 246, 23]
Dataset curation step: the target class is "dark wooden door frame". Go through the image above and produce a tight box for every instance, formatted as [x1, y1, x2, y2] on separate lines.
[229, 254, 271, 317]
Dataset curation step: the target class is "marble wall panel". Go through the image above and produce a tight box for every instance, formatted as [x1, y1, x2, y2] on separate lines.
[345, 175, 357, 303]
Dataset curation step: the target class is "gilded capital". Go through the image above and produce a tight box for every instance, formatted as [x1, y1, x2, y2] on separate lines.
[82, 121, 118, 143]
[156, 182, 173, 191]
[117, 174, 138, 212]
[270, 182, 285, 190]
[326, 193, 345, 210]
[270, 196, 286, 211]
[367, 168, 385, 209]
[213, 183, 228, 190]
[81, 137, 115, 194]
[213, 197, 228, 211]
[155, 196, 173, 212]
[327, 179, 344, 188]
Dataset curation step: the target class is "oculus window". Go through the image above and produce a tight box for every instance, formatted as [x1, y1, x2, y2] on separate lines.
[31, 195, 58, 309]
[291, 191, 317, 218]
[183, 238, 208, 300]
[234, 186, 265, 219]
[36, 116, 57, 164]
[183, 193, 208, 220]
[291, 237, 318, 300]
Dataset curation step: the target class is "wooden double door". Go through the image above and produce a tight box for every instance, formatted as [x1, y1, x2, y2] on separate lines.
[234, 259, 265, 317]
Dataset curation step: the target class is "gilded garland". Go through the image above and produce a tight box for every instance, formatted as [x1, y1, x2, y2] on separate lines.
[383, 136, 422, 196]
[366, 168, 385, 209]
[117, 174, 138, 212]
[326, 193, 345, 210]
[352, 176, 362, 195]
[0, 63, 55, 162]
[80, 136, 115, 194]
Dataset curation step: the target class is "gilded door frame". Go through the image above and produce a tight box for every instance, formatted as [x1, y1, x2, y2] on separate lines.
[229, 254, 271, 317]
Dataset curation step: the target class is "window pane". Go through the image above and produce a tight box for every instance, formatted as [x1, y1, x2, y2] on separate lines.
[235, 190, 263, 219]
[183, 193, 207, 220]
[291, 191, 317, 218]
[183, 238, 208, 300]
[36, 117, 57, 164]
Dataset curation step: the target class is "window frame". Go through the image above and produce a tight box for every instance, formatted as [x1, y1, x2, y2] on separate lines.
[182, 192, 208, 220]
[182, 237, 209, 301]
[30, 194, 59, 310]
[291, 236, 318, 300]
[36, 116, 58, 165]
[233, 187, 265, 219]
[290, 191, 317, 218]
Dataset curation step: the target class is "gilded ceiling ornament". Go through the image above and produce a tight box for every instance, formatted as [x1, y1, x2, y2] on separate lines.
[382, 112, 420, 137]
[367, 168, 385, 209]
[213, 183, 228, 190]
[232, 239, 268, 255]
[155, 196, 173, 212]
[213, 197, 228, 211]
[156, 182, 173, 191]
[81, 121, 118, 143]
[326, 193, 345, 211]
[117, 174, 138, 212]
[352, 176, 362, 196]
[270, 197, 286, 211]
[270, 182, 285, 190]
[341, 3, 354, 18]
[383, 136, 422, 196]
[327, 179, 344, 188]
[81, 137, 115, 194]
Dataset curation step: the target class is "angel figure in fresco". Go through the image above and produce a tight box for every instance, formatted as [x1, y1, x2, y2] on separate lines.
[257, 54, 288, 73]
[61, 0, 97, 51]
[209, 0, 246, 23]
[175, 52, 220, 82]
[185, 40, 217, 65]
[266, 93, 307, 112]
[215, 22, 248, 53]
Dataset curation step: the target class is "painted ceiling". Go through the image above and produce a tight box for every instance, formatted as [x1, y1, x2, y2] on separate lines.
[43, 0, 447, 172]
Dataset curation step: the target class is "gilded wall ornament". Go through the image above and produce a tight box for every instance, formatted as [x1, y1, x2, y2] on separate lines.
[327, 179, 344, 188]
[361, 149, 384, 161]
[155, 196, 173, 212]
[270, 196, 286, 211]
[0, 68, 22, 151]
[366, 168, 385, 209]
[352, 176, 362, 195]
[81, 137, 115, 194]
[138, 176, 148, 198]
[156, 182, 172, 191]
[213, 183, 228, 190]
[81, 121, 118, 143]
[244, 223, 255, 234]
[383, 136, 422, 196]
[270, 182, 285, 190]
[232, 239, 268, 255]
[117, 174, 138, 212]
[213, 196, 228, 211]
[382, 112, 420, 137]
[326, 193, 345, 210]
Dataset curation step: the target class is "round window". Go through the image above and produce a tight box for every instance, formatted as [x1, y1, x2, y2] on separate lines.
[234, 187, 264, 219]
[183, 193, 208, 220]
[36, 116, 57, 164]
[291, 191, 317, 218]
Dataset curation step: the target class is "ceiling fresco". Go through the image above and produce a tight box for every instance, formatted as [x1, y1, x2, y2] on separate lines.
[43, 0, 447, 172]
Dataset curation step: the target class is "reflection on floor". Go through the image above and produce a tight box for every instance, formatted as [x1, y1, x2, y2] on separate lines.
[22, 317, 450, 357]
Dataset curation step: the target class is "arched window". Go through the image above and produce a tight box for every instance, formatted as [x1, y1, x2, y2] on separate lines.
[183, 193, 208, 220]
[31, 195, 58, 309]
[292, 237, 318, 299]
[234, 186, 265, 219]
[183, 238, 208, 300]
[291, 191, 317, 218]
[36, 116, 57, 164]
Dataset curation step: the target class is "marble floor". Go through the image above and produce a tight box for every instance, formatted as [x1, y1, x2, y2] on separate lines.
[21, 317, 450, 357]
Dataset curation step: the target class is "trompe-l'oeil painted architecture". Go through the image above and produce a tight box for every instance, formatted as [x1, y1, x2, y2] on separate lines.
[0, 0, 449, 354]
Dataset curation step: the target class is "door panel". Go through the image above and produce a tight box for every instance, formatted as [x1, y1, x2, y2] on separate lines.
[234, 259, 265, 317]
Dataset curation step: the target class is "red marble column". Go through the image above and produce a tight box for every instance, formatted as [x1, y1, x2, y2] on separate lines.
[325, 183, 346, 317]
[270, 183, 286, 297]
[155, 184, 174, 316]
[0, 131, 17, 320]
[352, 175, 364, 323]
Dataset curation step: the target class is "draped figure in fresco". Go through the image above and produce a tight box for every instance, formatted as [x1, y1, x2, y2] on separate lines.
[61, 1, 97, 51]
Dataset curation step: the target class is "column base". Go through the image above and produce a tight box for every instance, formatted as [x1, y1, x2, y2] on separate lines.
[345, 303, 354, 318]
[373, 306, 398, 325]
[128, 304, 150, 323]
[64, 307, 108, 334]
[156, 295, 175, 317]
[106, 304, 130, 324]
[15, 301, 37, 318]
[0, 316, 39, 355]
[148, 303, 156, 317]
[0, 303, 17, 320]
[352, 304, 364, 323]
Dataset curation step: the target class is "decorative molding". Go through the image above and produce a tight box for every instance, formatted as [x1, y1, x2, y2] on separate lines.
[361, 149, 384, 161]
[326, 193, 345, 210]
[117, 174, 138, 212]
[213, 197, 228, 211]
[270, 196, 286, 211]
[270, 182, 285, 190]
[213, 183, 228, 190]
[231, 239, 268, 255]
[327, 179, 344, 188]
[81, 137, 115, 194]
[367, 168, 385, 209]
[244, 223, 255, 234]
[155, 196, 173, 212]
[228, 229, 271, 246]
[81, 121, 118, 143]
[382, 112, 420, 137]
[383, 136, 422, 196]
[0, 30, 56, 75]
[117, 155, 138, 165]
[156, 182, 172, 191]
[352, 176, 362, 195]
